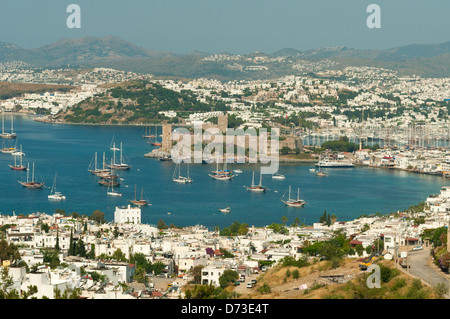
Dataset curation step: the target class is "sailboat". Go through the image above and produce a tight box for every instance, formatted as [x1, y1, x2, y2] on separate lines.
[0, 139, 17, 154]
[315, 163, 327, 177]
[98, 160, 121, 186]
[246, 171, 266, 192]
[18, 162, 44, 189]
[107, 183, 122, 197]
[48, 173, 66, 200]
[88, 152, 109, 175]
[108, 142, 131, 170]
[172, 162, 193, 183]
[281, 186, 305, 207]
[150, 126, 162, 147]
[9, 152, 27, 170]
[142, 125, 156, 139]
[209, 156, 233, 180]
[0, 111, 17, 139]
[130, 185, 150, 206]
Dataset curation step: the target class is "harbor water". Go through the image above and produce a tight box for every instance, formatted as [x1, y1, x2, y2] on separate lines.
[0, 115, 448, 229]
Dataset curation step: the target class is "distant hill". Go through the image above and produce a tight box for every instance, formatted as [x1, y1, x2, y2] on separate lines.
[271, 48, 303, 57]
[0, 36, 173, 67]
[3, 36, 450, 79]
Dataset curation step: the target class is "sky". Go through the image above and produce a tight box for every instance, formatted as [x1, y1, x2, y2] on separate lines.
[1, 0, 450, 54]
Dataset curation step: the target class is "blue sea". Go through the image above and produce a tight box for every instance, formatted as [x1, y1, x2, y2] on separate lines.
[0, 115, 448, 229]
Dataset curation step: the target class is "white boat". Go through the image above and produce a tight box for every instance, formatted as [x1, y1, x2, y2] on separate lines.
[247, 171, 266, 192]
[11, 144, 25, 157]
[172, 162, 193, 183]
[219, 207, 231, 213]
[272, 173, 285, 180]
[233, 169, 243, 174]
[48, 173, 66, 200]
[309, 168, 317, 172]
[107, 183, 122, 197]
[281, 186, 305, 207]
[315, 158, 354, 168]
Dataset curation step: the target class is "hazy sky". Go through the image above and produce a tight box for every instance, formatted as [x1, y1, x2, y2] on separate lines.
[1, 0, 449, 54]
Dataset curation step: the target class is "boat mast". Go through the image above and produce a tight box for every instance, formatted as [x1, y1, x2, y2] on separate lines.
[120, 142, 123, 165]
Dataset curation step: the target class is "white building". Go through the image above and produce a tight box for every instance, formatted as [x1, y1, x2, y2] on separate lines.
[114, 205, 141, 224]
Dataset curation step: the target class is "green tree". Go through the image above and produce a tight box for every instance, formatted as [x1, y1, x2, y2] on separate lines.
[218, 269, 239, 289]
[89, 210, 105, 225]
[111, 249, 127, 262]
[157, 219, 168, 230]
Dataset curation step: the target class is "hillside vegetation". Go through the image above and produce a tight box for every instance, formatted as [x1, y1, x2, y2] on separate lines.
[58, 80, 230, 124]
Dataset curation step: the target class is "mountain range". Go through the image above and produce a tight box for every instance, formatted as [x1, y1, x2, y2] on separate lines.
[2, 36, 450, 79]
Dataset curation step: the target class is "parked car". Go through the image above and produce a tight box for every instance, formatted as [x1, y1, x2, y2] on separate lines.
[251, 279, 257, 286]
[412, 245, 423, 251]
[246, 282, 253, 288]
[234, 281, 240, 286]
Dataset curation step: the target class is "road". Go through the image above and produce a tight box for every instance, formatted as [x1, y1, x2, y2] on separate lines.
[407, 247, 449, 293]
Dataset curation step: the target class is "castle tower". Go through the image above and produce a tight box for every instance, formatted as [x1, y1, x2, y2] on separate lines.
[162, 124, 173, 153]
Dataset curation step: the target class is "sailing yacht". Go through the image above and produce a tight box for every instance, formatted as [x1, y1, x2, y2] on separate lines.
[142, 125, 156, 139]
[107, 183, 122, 197]
[130, 185, 150, 206]
[19, 162, 44, 189]
[48, 173, 66, 200]
[88, 152, 110, 175]
[98, 160, 120, 187]
[315, 163, 327, 177]
[150, 126, 162, 146]
[246, 171, 266, 192]
[108, 142, 131, 170]
[0, 111, 17, 139]
[1, 139, 17, 154]
[281, 186, 305, 207]
[172, 162, 193, 183]
[209, 156, 233, 180]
